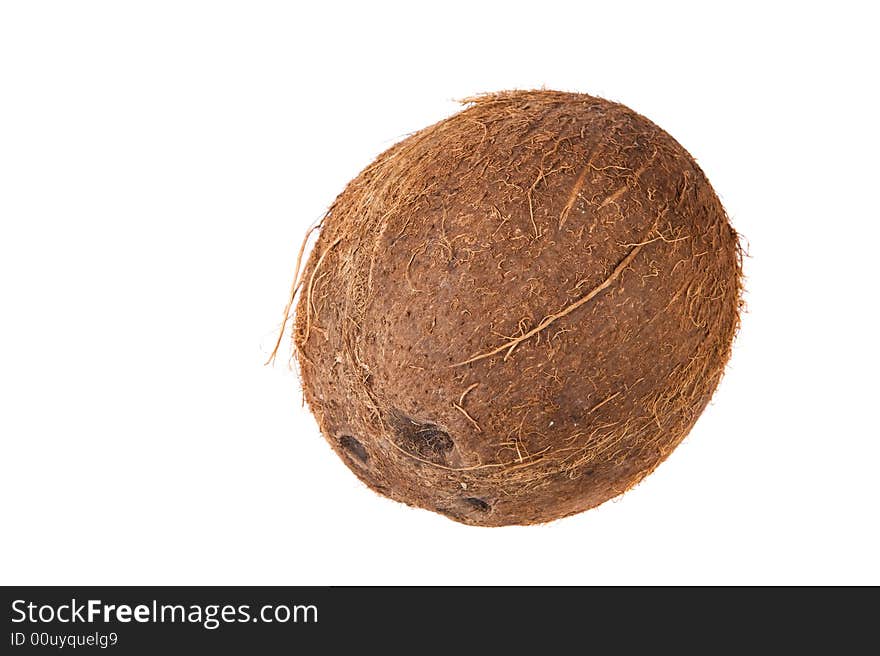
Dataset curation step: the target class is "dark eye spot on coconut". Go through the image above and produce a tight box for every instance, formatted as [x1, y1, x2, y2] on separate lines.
[391, 412, 453, 465]
[464, 497, 491, 512]
[339, 435, 368, 464]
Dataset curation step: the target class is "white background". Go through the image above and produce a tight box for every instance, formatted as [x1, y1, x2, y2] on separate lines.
[1, 1, 877, 585]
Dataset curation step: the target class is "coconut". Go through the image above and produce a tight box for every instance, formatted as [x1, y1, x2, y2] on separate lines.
[276, 90, 742, 526]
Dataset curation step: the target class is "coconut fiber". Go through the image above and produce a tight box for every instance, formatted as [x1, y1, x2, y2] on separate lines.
[276, 90, 742, 526]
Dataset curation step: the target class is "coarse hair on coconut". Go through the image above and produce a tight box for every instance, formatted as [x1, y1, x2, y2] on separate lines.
[270, 89, 744, 526]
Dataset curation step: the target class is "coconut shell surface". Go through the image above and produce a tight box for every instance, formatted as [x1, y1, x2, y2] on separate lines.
[288, 90, 741, 526]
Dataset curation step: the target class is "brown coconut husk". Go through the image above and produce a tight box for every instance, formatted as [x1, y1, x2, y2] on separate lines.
[274, 90, 743, 526]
